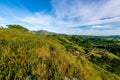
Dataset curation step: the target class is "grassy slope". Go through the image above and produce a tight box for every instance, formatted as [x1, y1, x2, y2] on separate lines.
[0, 29, 120, 80]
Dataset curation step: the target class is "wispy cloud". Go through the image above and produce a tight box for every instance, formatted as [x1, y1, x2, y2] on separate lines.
[91, 25, 111, 29]
[52, 0, 120, 26]
[0, 0, 120, 35]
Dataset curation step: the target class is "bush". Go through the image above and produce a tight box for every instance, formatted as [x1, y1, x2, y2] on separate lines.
[7, 24, 28, 31]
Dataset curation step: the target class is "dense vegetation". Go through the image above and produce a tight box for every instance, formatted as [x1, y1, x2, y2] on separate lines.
[63, 35, 120, 76]
[0, 25, 120, 80]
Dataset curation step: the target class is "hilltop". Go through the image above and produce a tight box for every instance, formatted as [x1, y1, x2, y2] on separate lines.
[35, 30, 56, 35]
[0, 25, 120, 80]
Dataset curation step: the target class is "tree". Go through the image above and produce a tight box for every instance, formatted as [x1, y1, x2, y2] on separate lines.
[7, 24, 29, 31]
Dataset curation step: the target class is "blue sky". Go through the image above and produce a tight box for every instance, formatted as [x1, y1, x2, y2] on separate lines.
[0, 0, 120, 35]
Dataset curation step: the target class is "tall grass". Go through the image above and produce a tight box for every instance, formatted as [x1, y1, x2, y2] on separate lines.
[0, 29, 120, 80]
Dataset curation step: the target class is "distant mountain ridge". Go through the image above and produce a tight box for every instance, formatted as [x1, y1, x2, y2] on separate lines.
[35, 30, 56, 35]
[34, 30, 120, 37]
[108, 35, 120, 38]
[30, 29, 120, 37]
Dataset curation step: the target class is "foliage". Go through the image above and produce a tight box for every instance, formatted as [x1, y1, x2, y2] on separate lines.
[7, 24, 29, 31]
[0, 28, 120, 80]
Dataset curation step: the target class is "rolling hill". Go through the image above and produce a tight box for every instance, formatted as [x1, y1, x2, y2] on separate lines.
[35, 30, 56, 35]
[0, 27, 120, 80]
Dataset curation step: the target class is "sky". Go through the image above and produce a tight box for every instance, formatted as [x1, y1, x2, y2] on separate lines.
[0, 0, 120, 35]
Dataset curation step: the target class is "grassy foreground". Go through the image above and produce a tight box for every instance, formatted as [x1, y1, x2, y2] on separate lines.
[0, 29, 120, 80]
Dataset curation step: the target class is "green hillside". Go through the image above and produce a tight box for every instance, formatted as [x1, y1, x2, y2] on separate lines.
[0, 26, 120, 80]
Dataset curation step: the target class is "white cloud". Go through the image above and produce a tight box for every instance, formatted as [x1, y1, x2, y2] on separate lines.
[17, 13, 53, 26]
[52, 0, 120, 26]
[91, 25, 111, 29]
[0, 0, 120, 35]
